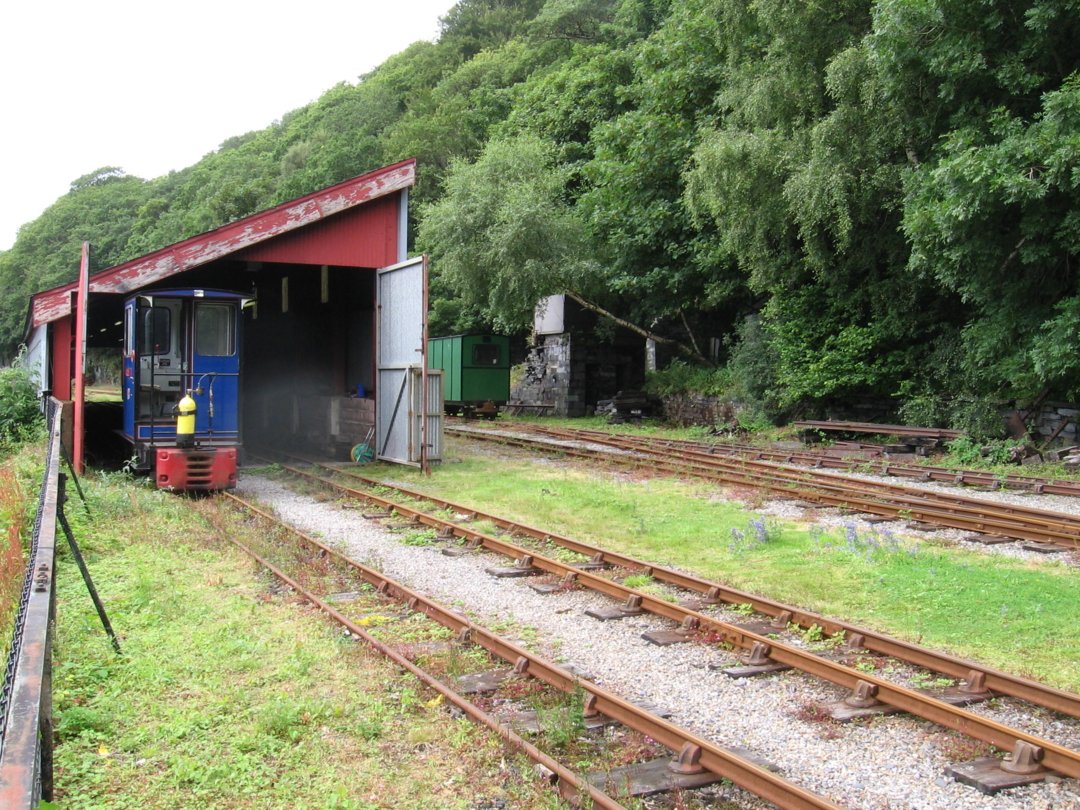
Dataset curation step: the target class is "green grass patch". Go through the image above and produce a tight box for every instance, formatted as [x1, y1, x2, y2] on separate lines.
[496, 414, 794, 446]
[51, 473, 559, 809]
[381, 441, 1080, 693]
[0, 443, 39, 663]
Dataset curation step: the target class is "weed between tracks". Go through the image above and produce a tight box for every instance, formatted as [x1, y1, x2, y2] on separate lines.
[931, 730, 998, 762]
[47, 472, 566, 809]
[213, 487, 725, 807]
[212, 491, 705, 806]
[379, 437, 1080, 693]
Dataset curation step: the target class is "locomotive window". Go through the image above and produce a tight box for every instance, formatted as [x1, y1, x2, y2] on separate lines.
[124, 307, 133, 353]
[472, 343, 500, 366]
[137, 307, 170, 355]
[196, 303, 234, 356]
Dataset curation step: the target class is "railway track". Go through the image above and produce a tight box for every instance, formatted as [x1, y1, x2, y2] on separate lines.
[792, 420, 964, 441]
[249, 452, 1080, 794]
[532, 425, 1080, 499]
[255, 450, 1080, 720]
[213, 489, 840, 809]
[449, 424, 1080, 552]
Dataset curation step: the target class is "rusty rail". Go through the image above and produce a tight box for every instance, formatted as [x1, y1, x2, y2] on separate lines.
[221, 492, 840, 810]
[467, 425, 1080, 551]
[255, 457, 1080, 781]
[527, 425, 1080, 498]
[0, 399, 61, 809]
[274, 451, 1080, 720]
[793, 420, 963, 440]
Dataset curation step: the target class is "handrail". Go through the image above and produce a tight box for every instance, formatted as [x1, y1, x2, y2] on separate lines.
[0, 398, 61, 807]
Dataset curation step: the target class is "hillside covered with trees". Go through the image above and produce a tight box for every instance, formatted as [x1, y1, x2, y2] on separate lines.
[1, 0, 1077, 431]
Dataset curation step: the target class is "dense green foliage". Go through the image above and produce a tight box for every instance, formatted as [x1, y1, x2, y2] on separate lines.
[2, 0, 1078, 421]
[644, 361, 731, 398]
[0, 354, 43, 449]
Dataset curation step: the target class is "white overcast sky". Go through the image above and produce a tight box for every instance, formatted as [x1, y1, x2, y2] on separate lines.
[0, 0, 456, 250]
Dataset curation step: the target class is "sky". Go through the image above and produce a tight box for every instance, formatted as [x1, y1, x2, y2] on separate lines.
[0, 0, 456, 250]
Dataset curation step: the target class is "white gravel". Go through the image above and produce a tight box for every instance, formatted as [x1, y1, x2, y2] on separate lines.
[239, 472, 1080, 810]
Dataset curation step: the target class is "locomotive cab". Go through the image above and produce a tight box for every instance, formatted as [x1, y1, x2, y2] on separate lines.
[122, 289, 248, 490]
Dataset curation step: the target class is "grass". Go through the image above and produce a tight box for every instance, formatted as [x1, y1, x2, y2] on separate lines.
[85, 386, 122, 403]
[381, 438, 1080, 693]
[48, 469, 562, 809]
[929, 452, 1080, 482]
[498, 414, 788, 445]
[0, 443, 39, 664]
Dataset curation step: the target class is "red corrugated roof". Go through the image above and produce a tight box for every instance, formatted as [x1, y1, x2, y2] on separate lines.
[30, 159, 415, 328]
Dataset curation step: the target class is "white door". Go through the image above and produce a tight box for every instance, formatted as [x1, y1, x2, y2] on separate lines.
[376, 257, 427, 465]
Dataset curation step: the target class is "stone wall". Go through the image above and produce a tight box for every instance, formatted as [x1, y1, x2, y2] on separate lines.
[1027, 402, 1079, 446]
[815, 399, 1080, 447]
[511, 333, 573, 416]
[511, 328, 648, 417]
[661, 394, 735, 427]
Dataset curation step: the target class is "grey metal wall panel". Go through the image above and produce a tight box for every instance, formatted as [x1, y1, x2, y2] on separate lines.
[426, 369, 444, 462]
[376, 257, 425, 465]
[409, 367, 443, 463]
[376, 368, 412, 464]
[23, 325, 47, 395]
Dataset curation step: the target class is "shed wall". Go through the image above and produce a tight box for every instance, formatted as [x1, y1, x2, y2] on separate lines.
[236, 194, 400, 267]
[50, 318, 72, 401]
[23, 325, 48, 394]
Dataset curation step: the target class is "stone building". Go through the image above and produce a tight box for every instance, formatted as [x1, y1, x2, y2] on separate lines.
[511, 295, 648, 417]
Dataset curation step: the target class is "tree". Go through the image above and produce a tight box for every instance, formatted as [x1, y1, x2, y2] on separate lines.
[382, 39, 563, 205]
[680, 0, 973, 405]
[439, 0, 547, 58]
[0, 351, 43, 448]
[419, 134, 594, 330]
[573, 0, 756, 358]
[0, 171, 151, 358]
[871, 0, 1080, 400]
[421, 132, 706, 359]
[499, 44, 634, 164]
[6, 0, 1078, 415]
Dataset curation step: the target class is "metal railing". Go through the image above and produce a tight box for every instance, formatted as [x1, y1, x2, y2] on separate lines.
[0, 398, 61, 807]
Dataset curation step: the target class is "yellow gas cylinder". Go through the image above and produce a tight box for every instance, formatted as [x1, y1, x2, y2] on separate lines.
[176, 392, 196, 448]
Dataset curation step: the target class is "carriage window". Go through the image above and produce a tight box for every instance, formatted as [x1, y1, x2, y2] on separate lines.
[196, 303, 234, 356]
[137, 307, 170, 355]
[472, 343, 500, 366]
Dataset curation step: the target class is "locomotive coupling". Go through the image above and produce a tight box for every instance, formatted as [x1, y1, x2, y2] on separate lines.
[176, 392, 196, 448]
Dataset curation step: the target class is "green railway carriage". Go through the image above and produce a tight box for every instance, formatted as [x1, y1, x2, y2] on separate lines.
[427, 334, 510, 416]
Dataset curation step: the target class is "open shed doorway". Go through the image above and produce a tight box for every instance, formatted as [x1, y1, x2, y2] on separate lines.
[243, 263, 378, 459]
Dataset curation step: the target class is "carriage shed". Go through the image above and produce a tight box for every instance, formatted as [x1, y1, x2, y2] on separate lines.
[23, 159, 443, 470]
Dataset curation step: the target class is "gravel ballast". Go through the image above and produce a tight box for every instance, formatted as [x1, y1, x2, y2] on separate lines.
[240, 472, 1079, 810]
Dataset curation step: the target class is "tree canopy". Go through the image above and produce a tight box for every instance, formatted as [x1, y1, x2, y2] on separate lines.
[3, 0, 1079, 424]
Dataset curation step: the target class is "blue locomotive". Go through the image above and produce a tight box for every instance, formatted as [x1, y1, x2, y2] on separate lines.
[122, 289, 248, 490]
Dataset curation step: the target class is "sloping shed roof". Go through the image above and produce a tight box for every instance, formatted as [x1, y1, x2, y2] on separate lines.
[29, 159, 416, 328]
